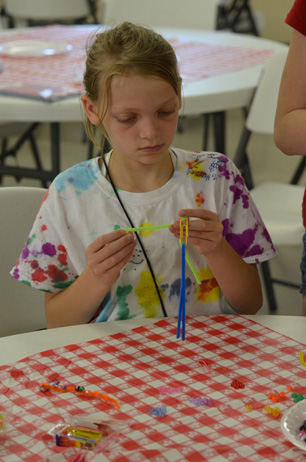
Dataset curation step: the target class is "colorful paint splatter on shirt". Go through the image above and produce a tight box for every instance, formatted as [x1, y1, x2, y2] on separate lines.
[11, 150, 276, 321]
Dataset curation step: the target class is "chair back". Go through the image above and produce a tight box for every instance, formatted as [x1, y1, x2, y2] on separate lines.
[103, 0, 220, 30]
[246, 48, 289, 135]
[0, 186, 47, 337]
[3, 0, 91, 21]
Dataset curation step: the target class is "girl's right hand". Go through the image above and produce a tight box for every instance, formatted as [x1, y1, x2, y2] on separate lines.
[86, 230, 136, 286]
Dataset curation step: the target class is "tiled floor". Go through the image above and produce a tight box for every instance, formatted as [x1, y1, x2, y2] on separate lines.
[1, 108, 304, 315]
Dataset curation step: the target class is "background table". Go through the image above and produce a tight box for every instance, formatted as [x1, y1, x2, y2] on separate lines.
[0, 25, 288, 182]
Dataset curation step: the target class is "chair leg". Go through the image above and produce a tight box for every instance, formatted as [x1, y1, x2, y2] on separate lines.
[28, 133, 48, 188]
[216, 5, 230, 30]
[202, 114, 210, 151]
[0, 138, 8, 184]
[241, 152, 254, 190]
[87, 141, 94, 160]
[0, 123, 47, 186]
[213, 112, 226, 154]
[102, 137, 112, 155]
[177, 116, 185, 134]
[233, 128, 254, 189]
[202, 112, 226, 153]
[291, 157, 306, 185]
[260, 260, 278, 312]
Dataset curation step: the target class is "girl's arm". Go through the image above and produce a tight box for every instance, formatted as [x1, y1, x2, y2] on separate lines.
[169, 209, 262, 314]
[274, 29, 306, 156]
[45, 230, 136, 328]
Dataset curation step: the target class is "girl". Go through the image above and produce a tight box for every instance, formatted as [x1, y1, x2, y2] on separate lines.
[11, 22, 276, 328]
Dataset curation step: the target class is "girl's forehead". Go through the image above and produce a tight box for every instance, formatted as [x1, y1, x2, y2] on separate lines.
[111, 73, 169, 88]
[109, 74, 178, 105]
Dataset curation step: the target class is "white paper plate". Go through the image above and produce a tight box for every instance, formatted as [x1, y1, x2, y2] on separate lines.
[0, 40, 72, 57]
[281, 399, 306, 451]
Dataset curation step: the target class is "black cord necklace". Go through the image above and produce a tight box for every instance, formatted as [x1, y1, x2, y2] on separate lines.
[102, 153, 168, 317]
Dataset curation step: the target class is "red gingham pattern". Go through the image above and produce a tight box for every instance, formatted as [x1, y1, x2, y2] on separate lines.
[0, 25, 273, 101]
[1, 315, 306, 461]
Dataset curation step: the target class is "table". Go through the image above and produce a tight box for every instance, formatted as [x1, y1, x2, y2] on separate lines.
[1, 314, 306, 461]
[0, 314, 304, 366]
[0, 25, 287, 183]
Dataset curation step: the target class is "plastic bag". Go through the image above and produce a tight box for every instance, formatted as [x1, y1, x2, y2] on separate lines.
[47, 416, 121, 452]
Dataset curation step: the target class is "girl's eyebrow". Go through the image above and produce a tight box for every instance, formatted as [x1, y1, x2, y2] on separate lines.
[112, 98, 178, 113]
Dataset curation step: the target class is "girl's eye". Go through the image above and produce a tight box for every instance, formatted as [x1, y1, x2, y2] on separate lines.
[158, 111, 173, 118]
[119, 117, 136, 124]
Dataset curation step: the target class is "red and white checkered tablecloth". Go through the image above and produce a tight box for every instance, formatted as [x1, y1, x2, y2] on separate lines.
[0, 25, 273, 101]
[1, 315, 305, 462]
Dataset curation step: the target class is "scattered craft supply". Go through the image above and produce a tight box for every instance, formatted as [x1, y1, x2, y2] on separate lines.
[40, 380, 120, 409]
[267, 392, 279, 403]
[48, 418, 119, 451]
[149, 406, 167, 417]
[198, 359, 210, 374]
[231, 379, 245, 389]
[189, 397, 214, 407]
[264, 405, 280, 417]
[0, 412, 5, 433]
[298, 420, 306, 440]
[299, 351, 306, 367]
[292, 392, 305, 403]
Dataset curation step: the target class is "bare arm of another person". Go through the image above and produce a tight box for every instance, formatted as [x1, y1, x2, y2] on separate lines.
[169, 209, 263, 314]
[274, 29, 306, 156]
[45, 230, 136, 328]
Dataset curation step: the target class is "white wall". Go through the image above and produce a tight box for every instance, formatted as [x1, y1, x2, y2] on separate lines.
[252, 0, 294, 43]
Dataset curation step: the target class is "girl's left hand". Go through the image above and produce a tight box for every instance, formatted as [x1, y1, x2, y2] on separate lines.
[169, 208, 224, 257]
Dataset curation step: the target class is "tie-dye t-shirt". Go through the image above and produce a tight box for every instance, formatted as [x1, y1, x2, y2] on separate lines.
[11, 148, 276, 320]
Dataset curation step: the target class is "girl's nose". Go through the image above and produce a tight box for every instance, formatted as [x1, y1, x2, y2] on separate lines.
[139, 118, 159, 139]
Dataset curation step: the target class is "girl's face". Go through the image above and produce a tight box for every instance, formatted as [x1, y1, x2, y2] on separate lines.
[83, 74, 181, 167]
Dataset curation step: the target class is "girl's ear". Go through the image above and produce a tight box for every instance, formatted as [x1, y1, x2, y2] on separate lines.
[81, 94, 100, 125]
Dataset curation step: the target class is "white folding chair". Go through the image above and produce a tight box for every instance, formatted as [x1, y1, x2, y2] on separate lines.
[234, 49, 305, 312]
[103, 0, 219, 30]
[0, 186, 47, 336]
[3, 0, 98, 26]
[217, 0, 265, 36]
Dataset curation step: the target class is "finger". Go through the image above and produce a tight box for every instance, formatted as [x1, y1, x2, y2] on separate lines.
[93, 239, 136, 276]
[171, 218, 213, 233]
[179, 208, 218, 221]
[86, 232, 135, 268]
[171, 228, 220, 243]
[95, 244, 136, 283]
[88, 230, 129, 253]
[101, 232, 135, 261]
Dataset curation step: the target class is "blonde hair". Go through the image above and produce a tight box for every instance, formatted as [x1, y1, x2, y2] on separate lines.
[83, 22, 182, 146]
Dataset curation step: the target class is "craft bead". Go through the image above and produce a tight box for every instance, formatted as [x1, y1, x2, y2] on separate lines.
[264, 405, 280, 417]
[292, 393, 305, 403]
[231, 379, 245, 389]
